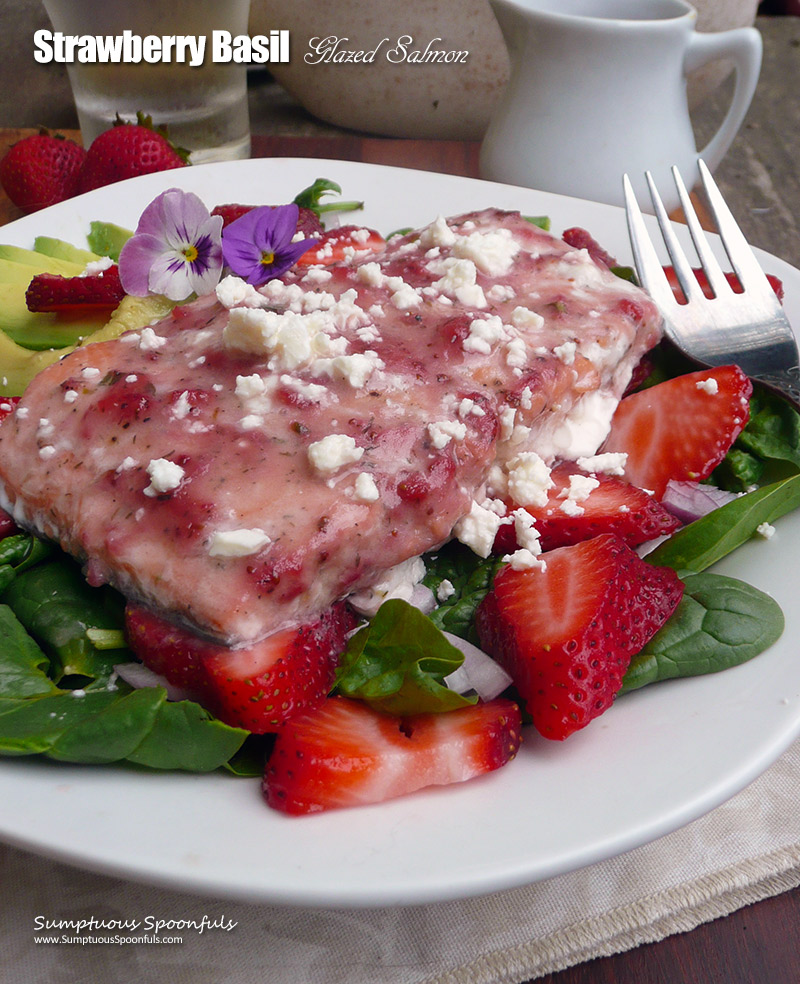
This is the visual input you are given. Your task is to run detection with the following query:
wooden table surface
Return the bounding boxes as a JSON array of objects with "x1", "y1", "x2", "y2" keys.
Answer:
[{"x1": 0, "y1": 15, "x2": 798, "y2": 984}]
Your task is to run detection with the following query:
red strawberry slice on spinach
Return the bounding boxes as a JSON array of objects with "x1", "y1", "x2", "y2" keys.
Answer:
[
  {"x1": 263, "y1": 695, "x2": 522, "y2": 814},
  {"x1": 124, "y1": 601, "x2": 356, "y2": 733},
  {"x1": 476, "y1": 534, "x2": 684, "y2": 740},
  {"x1": 601, "y1": 365, "x2": 752, "y2": 499},
  {"x1": 494, "y1": 462, "x2": 681, "y2": 554},
  {"x1": 295, "y1": 225, "x2": 386, "y2": 267},
  {"x1": 25, "y1": 265, "x2": 125, "y2": 313}
]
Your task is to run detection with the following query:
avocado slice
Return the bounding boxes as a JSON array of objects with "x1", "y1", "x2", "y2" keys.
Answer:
[
  {"x1": 33, "y1": 236, "x2": 101, "y2": 266},
  {"x1": 0, "y1": 284, "x2": 108, "y2": 350},
  {"x1": 87, "y1": 221, "x2": 133, "y2": 262},
  {"x1": 0, "y1": 293, "x2": 176, "y2": 397},
  {"x1": 0, "y1": 252, "x2": 86, "y2": 282}
]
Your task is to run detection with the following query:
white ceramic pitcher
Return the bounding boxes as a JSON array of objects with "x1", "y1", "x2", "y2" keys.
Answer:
[{"x1": 479, "y1": 0, "x2": 762, "y2": 211}]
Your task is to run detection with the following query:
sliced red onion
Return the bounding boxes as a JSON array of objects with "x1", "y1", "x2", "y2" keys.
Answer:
[
  {"x1": 409, "y1": 582, "x2": 436, "y2": 614},
  {"x1": 661, "y1": 480, "x2": 739, "y2": 524},
  {"x1": 114, "y1": 662, "x2": 192, "y2": 702},
  {"x1": 441, "y1": 631, "x2": 513, "y2": 702}
]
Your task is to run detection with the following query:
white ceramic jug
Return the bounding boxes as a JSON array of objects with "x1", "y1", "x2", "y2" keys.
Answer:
[{"x1": 479, "y1": 0, "x2": 762, "y2": 211}]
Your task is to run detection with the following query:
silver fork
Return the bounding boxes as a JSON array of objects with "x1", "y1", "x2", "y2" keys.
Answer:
[{"x1": 623, "y1": 160, "x2": 800, "y2": 411}]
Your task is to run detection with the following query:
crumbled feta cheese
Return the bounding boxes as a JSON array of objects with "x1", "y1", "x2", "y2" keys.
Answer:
[
  {"x1": 208, "y1": 528, "x2": 271, "y2": 557},
  {"x1": 427, "y1": 419, "x2": 467, "y2": 449},
  {"x1": 453, "y1": 500, "x2": 504, "y2": 558},
  {"x1": 170, "y1": 391, "x2": 193, "y2": 420},
  {"x1": 39, "y1": 445, "x2": 56, "y2": 460},
  {"x1": 143, "y1": 458, "x2": 184, "y2": 497},
  {"x1": 457, "y1": 398, "x2": 486, "y2": 418},
  {"x1": 391, "y1": 284, "x2": 422, "y2": 310},
  {"x1": 559, "y1": 498, "x2": 585, "y2": 517},
  {"x1": 463, "y1": 315, "x2": 506, "y2": 355},
  {"x1": 80, "y1": 256, "x2": 114, "y2": 276},
  {"x1": 63, "y1": 389, "x2": 79, "y2": 404},
  {"x1": 348, "y1": 556, "x2": 427, "y2": 616},
  {"x1": 510, "y1": 306, "x2": 545, "y2": 330},
  {"x1": 757, "y1": 521, "x2": 776, "y2": 539},
  {"x1": 696, "y1": 377, "x2": 719, "y2": 395},
  {"x1": 238, "y1": 414, "x2": 263, "y2": 431},
  {"x1": 216, "y1": 275, "x2": 265, "y2": 309},
  {"x1": 437, "y1": 579, "x2": 456, "y2": 601},
  {"x1": 506, "y1": 451, "x2": 553, "y2": 507},
  {"x1": 554, "y1": 340, "x2": 577, "y2": 365},
  {"x1": 308, "y1": 434, "x2": 364, "y2": 473},
  {"x1": 81, "y1": 367, "x2": 101, "y2": 379},
  {"x1": 419, "y1": 215, "x2": 457, "y2": 249},
  {"x1": 235, "y1": 374, "x2": 267, "y2": 399},
  {"x1": 576, "y1": 452, "x2": 628, "y2": 476},
  {"x1": 560, "y1": 473, "x2": 600, "y2": 503},
  {"x1": 504, "y1": 548, "x2": 546, "y2": 571},
  {"x1": 505, "y1": 336, "x2": 527, "y2": 368},
  {"x1": 116, "y1": 456, "x2": 137, "y2": 472},
  {"x1": 354, "y1": 472, "x2": 380, "y2": 502},
  {"x1": 316, "y1": 351, "x2": 384, "y2": 389},
  {"x1": 452, "y1": 228, "x2": 520, "y2": 276},
  {"x1": 279, "y1": 374, "x2": 329, "y2": 402},
  {"x1": 138, "y1": 327, "x2": 168, "y2": 351}
]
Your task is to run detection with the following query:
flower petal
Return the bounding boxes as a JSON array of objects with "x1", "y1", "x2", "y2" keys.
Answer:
[
  {"x1": 267, "y1": 203, "x2": 301, "y2": 248},
  {"x1": 118, "y1": 233, "x2": 170, "y2": 296},
  {"x1": 148, "y1": 250, "x2": 197, "y2": 301}
]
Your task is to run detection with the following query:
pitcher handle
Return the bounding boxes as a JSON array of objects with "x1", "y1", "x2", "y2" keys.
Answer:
[{"x1": 684, "y1": 27, "x2": 763, "y2": 173}]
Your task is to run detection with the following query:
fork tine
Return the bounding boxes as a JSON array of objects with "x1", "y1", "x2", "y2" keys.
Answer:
[
  {"x1": 697, "y1": 159, "x2": 778, "y2": 303},
  {"x1": 622, "y1": 174, "x2": 677, "y2": 313},
  {"x1": 644, "y1": 171, "x2": 705, "y2": 305},
  {"x1": 671, "y1": 165, "x2": 732, "y2": 299}
]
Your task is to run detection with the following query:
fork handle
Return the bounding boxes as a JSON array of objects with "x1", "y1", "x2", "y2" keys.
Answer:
[{"x1": 753, "y1": 366, "x2": 800, "y2": 414}]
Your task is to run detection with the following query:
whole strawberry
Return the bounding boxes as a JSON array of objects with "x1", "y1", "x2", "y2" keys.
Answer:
[
  {"x1": 78, "y1": 113, "x2": 189, "y2": 194},
  {"x1": 0, "y1": 130, "x2": 86, "y2": 214}
]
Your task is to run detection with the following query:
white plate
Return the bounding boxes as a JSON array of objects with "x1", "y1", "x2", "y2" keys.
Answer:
[{"x1": 1, "y1": 158, "x2": 799, "y2": 908}]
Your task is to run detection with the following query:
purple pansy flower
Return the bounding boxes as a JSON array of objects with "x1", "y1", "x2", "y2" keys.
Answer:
[
  {"x1": 119, "y1": 188, "x2": 224, "y2": 301},
  {"x1": 221, "y1": 203, "x2": 314, "y2": 285}
]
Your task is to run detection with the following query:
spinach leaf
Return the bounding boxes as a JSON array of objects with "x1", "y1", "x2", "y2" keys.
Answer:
[
  {"x1": 647, "y1": 473, "x2": 800, "y2": 572},
  {"x1": 126, "y1": 699, "x2": 249, "y2": 773},
  {"x1": 334, "y1": 599, "x2": 475, "y2": 715},
  {"x1": 0, "y1": 605, "x2": 59, "y2": 698},
  {"x1": 622, "y1": 572, "x2": 784, "y2": 693},
  {"x1": 2, "y1": 558, "x2": 129, "y2": 683},
  {"x1": 423, "y1": 541, "x2": 503, "y2": 643},
  {"x1": 737, "y1": 389, "x2": 800, "y2": 469}
]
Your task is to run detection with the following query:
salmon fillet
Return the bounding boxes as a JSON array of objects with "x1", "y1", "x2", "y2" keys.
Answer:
[{"x1": 0, "y1": 209, "x2": 661, "y2": 644}]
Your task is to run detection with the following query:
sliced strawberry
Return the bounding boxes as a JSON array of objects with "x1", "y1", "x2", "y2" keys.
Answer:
[
  {"x1": 211, "y1": 203, "x2": 323, "y2": 239},
  {"x1": 601, "y1": 365, "x2": 752, "y2": 499},
  {"x1": 0, "y1": 509, "x2": 19, "y2": 538},
  {"x1": 494, "y1": 462, "x2": 681, "y2": 554},
  {"x1": 0, "y1": 396, "x2": 20, "y2": 423},
  {"x1": 25, "y1": 266, "x2": 125, "y2": 312},
  {"x1": 294, "y1": 225, "x2": 386, "y2": 267},
  {"x1": 263, "y1": 695, "x2": 522, "y2": 814},
  {"x1": 663, "y1": 265, "x2": 784, "y2": 303},
  {"x1": 124, "y1": 601, "x2": 356, "y2": 733},
  {"x1": 476, "y1": 534, "x2": 683, "y2": 740}
]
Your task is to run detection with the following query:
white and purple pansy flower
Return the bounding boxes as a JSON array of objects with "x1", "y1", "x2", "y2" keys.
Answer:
[{"x1": 118, "y1": 188, "x2": 224, "y2": 302}]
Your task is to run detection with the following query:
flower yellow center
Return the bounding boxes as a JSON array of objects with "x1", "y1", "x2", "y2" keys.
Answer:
[
  {"x1": 182, "y1": 244, "x2": 199, "y2": 263},
  {"x1": 260, "y1": 250, "x2": 275, "y2": 267}
]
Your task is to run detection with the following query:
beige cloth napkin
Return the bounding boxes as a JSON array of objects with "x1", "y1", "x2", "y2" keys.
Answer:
[{"x1": 2, "y1": 737, "x2": 800, "y2": 984}]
